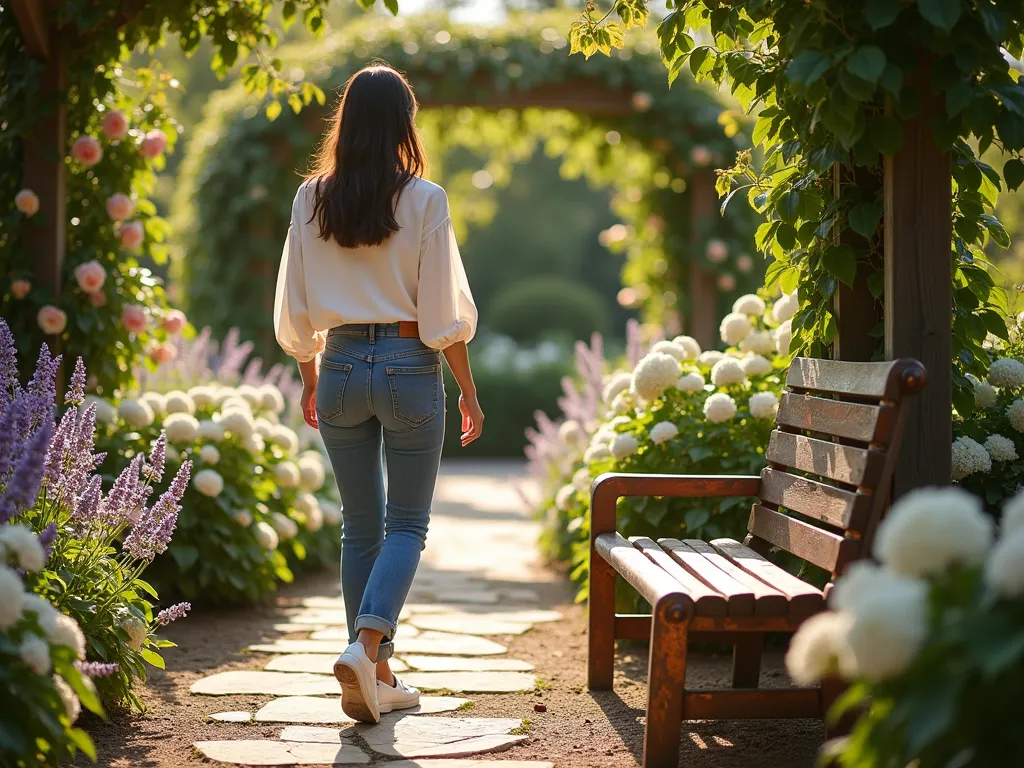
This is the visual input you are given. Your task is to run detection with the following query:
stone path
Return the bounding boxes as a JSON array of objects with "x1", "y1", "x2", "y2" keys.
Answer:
[{"x1": 190, "y1": 462, "x2": 558, "y2": 767}]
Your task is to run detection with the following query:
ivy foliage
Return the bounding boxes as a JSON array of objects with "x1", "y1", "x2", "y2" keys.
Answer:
[
  {"x1": 172, "y1": 13, "x2": 759, "y2": 356},
  {"x1": 568, "y1": 0, "x2": 1024, "y2": 415}
]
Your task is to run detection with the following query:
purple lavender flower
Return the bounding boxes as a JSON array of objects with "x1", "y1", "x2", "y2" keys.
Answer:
[
  {"x1": 0, "y1": 398, "x2": 25, "y2": 482},
  {"x1": 0, "y1": 319, "x2": 18, "y2": 411},
  {"x1": 42, "y1": 408, "x2": 75, "y2": 490},
  {"x1": 25, "y1": 346, "x2": 60, "y2": 428},
  {"x1": 143, "y1": 432, "x2": 167, "y2": 483},
  {"x1": 75, "y1": 661, "x2": 120, "y2": 678},
  {"x1": 123, "y1": 460, "x2": 191, "y2": 560},
  {"x1": 65, "y1": 358, "x2": 86, "y2": 406},
  {"x1": 0, "y1": 420, "x2": 52, "y2": 524},
  {"x1": 155, "y1": 602, "x2": 191, "y2": 626},
  {"x1": 38, "y1": 523, "x2": 57, "y2": 561},
  {"x1": 100, "y1": 455, "x2": 144, "y2": 527},
  {"x1": 72, "y1": 475, "x2": 103, "y2": 528}
]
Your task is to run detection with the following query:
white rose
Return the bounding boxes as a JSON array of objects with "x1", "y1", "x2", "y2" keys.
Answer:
[
  {"x1": 984, "y1": 434, "x2": 1018, "y2": 463},
  {"x1": 558, "y1": 420, "x2": 586, "y2": 445},
  {"x1": 631, "y1": 353, "x2": 682, "y2": 402},
  {"x1": 555, "y1": 485, "x2": 576, "y2": 511},
  {"x1": 649, "y1": 340, "x2": 689, "y2": 363},
  {"x1": 572, "y1": 467, "x2": 592, "y2": 493},
  {"x1": 274, "y1": 461, "x2": 301, "y2": 489},
  {"x1": 772, "y1": 291, "x2": 799, "y2": 323},
  {"x1": 748, "y1": 391, "x2": 779, "y2": 420},
  {"x1": 874, "y1": 486, "x2": 993, "y2": 578},
  {"x1": 140, "y1": 391, "x2": 166, "y2": 416},
  {"x1": 298, "y1": 455, "x2": 326, "y2": 491},
  {"x1": 732, "y1": 294, "x2": 766, "y2": 316},
  {"x1": 164, "y1": 390, "x2": 196, "y2": 415},
  {"x1": 775, "y1": 320, "x2": 793, "y2": 357},
  {"x1": 843, "y1": 575, "x2": 928, "y2": 682},
  {"x1": 0, "y1": 525, "x2": 45, "y2": 572},
  {"x1": 697, "y1": 350, "x2": 725, "y2": 368},
  {"x1": 232, "y1": 509, "x2": 253, "y2": 527},
  {"x1": 20, "y1": 635, "x2": 51, "y2": 675},
  {"x1": 259, "y1": 385, "x2": 286, "y2": 413},
  {"x1": 711, "y1": 358, "x2": 746, "y2": 387},
  {"x1": 649, "y1": 421, "x2": 679, "y2": 445},
  {"x1": 987, "y1": 357, "x2": 1024, "y2": 389},
  {"x1": 609, "y1": 433, "x2": 640, "y2": 460},
  {"x1": 117, "y1": 398, "x2": 154, "y2": 429},
  {"x1": 118, "y1": 615, "x2": 147, "y2": 651},
  {"x1": 951, "y1": 435, "x2": 992, "y2": 480},
  {"x1": 199, "y1": 445, "x2": 221, "y2": 465},
  {"x1": 785, "y1": 611, "x2": 853, "y2": 685},
  {"x1": 198, "y1": 419, "x2": 227, "y2": 442},
  {"x1": 984, "y1": 527, "x2": 1024, "y2": 598},
  {"x1": 218, "y1": 409, "x2": 255, "y2": 439},
  {"x1": 187, "y1": 386, "x2": 217, "y2": 408},
  {"x1": 83, "y1": 395, "x2": 117, "y2": 426},
  {"x1": 320, "y1": 502, "x2": 342, "y2": 527},
  {"x1": 163, "y1": 413, "x2": 200, "y2": 444},
  {"x1": 42, "y1": 612, "x2": 86, "y2": 659},
  {"x1": 704, "y1": 393, "x2": 737, "y2": 423},
  {"x1": 719, "y1": 312, "x2": 753, "y2": 346},
  {"x1": 675, "y1": 372, "x2": 705, "y2": 394},
  {"x1": 55, "y1": 676, "x2": 81, "y2": 724},
  {"x1": 304, "y1": 504, "x2": 324, "y2": 532},
  {"x1": 235, "y1": 384, "x2": 262, "y2": 408},
  {"x1": 0, "y1": 566, "x2": 25, "y2": 630},
  {"x1": 193, "y1": 469, "x2": 224, "y2": 497},
  {"x1": 1003, "y1": 490, "x2": 1024, "y2": 537},
  {"x1": 601, "y1": 371, "x2": 633, "y2": 403},
  {"x1": 242, "y1": 434, "x2": 266, "y2": 455},
  {"x1": 670, "y1": 335, "x2": 702, "y2": 361},
  {"x1": 271, "y1": 512, "x2": 299, "y2": 541},
  {"x1": 1008, "y1": 399, "x2": 1024, "y2": 433}
]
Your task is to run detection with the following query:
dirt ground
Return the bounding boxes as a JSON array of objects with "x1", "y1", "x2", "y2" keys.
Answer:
[{"x1": 77, "y1": 564, "x2": 822, "y2": 768}]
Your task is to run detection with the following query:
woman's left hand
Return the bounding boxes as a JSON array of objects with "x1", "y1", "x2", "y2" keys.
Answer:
[{"x1": 301, "y1": 383, "x2": 318, "y2": 429}]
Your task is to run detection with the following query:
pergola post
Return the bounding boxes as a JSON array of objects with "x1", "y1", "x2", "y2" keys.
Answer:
[
  {"x1": 883, "y1": 61, "x2": 952, "y2": 497},
  {"x1": 687, "y1": 172, "x2": 719, "y2": 350}
]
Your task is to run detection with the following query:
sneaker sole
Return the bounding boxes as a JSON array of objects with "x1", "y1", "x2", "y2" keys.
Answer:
[{"x1": 334, "y1": 660, "x2": 380, "y2": 724}]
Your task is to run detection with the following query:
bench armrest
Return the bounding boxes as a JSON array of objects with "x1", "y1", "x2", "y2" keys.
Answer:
[{"x1": 590, "y1": 473, "x2": 762, "y2": 539}]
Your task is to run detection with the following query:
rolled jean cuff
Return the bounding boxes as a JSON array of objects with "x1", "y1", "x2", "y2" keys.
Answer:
[{"x1": 355, "y1": 613, "x2": 396, "y2": 661}]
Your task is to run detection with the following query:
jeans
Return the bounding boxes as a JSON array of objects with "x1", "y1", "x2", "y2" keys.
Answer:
[{"x1": 316, "y1": 323, "x2": 445, "y2": 662}]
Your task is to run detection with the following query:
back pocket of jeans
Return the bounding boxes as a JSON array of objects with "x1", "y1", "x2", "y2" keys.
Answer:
[
  {"x1": 386, "y1": 363, "x2": 440, "y2": 428},
  {"x1": 316, "y1": 359, "x2": 353, "y2": 422}
]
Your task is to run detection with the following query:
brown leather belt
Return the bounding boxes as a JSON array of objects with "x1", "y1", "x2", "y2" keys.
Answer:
[{"x1": 397, "y1": 321, "x2": 419, "y2": 339}]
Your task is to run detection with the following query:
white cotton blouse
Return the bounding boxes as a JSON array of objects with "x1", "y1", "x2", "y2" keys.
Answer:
[{"x1": 274, "y1": 176, "x2": 477, "y2": 362}]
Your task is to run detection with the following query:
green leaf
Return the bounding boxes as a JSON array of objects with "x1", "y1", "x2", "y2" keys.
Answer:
[
  {"x1": 170, "y1": 545, "x2": 199, "y2": 570},
  {"x1": 848, "y1": 203, "x2": 881, "y2": 238},
  {"x1": 863, "y1": 0, "x2": 901, "y2": 29},
  {"x1": 264, "y1": 100, "x2": 282, "y2": 121},
  {"x1": 141, "y1": 648, "x2": 166, "y2": 669},
  {"x1": 684, "y1": 507, "x2": 710, "y2": 530},
  {"x1": 786, "y1": 51, "x2": 831, "y2": 87},
  {"x1": 777, "y1": 190, "x2": 800, "y2": 222},
  {"x1": 918, "y1": 0, "x2": 961, "y2": 31},
  {"x1": 67, "y1": 728, "x2": 97, "y2": 761},
  {"x1": 845, "y1": 46, "x2": 886, "y2": 84},
  {"x1": 823, "y1": 245, "x2": 857, "y2": 286},
  {"x1": 1004, "y1": 158, "x2": 1024, "y2": 191}
]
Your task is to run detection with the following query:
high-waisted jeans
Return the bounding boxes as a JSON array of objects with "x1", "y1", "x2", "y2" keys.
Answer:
[{"x1": 316, "y1": 323, "x2": 445, "y2": 662}]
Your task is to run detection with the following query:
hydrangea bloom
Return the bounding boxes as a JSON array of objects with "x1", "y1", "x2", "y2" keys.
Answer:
[
  {"x1": 951, "y1": 435, "x2": 992, "y2": 480},
  {"x1": 572, "y1": 467, "x2": 592, "y2": 493},
  {"x1": 41, "y1": 612, "x2": 86, "y2": 659},
  {"x1": 739, "y1": 330, "x2": 775, "y2": 356},
  {"x1": 649, "y1": 340, "x2": 688, "y2": 362},
  {"x1": 118, "y1": 398, "x2": 155, "y2": 429},
  {"x1": 269, "y1": 425, "x2": 300, "y2": 455},
  {"x1": 188, "y1": 387, "x2": 216, "y2": 408},
  {"x1": 199, "y1": 445, "x2": 220, "y2": 465},
  {"x1": 842, "y1": 575, "x2": 928, "y2": 681},
  {"x1": 1003, "y1": 490, "x2": 1024, "y2": 536},
  {"x1": 0, "y1": 524, "x2": 45, "y2": 572},
  {"x1": 704, "y1": 393, "x2": 737, "y2": 423},
  {"x1": 298, "y1": 455, "x2": 326, "y2": 491},
  {"x1": 600, "y1": 371, "x2": 632, "y2": 404},
  {"x1": 271, "y1": 512, "x2": 299, "y2": 540},
  {"x1": 675, "y1": 372, "x2": 704, "y2": 393},
  {"x1": 697, "y1": 350, "x2": 725, "y2": 367},
  {"x1": 1008, "y1": 399, "x2": 1024, "y2": 433},
  {"x1": 984, "y1": 528, "x2": 1024, "y2": 598},
  {"x1": 555, "y1": 485, "x2": 576, "y2": 511},
  {"x1": 610, "y1": 433, "x2": 640, "y2": 460},
  {"x1": 193, "y1": 469, "x2": 224, "y2": 497},
  {"x1": 164, "y1": 391, "x2": 195, "y2": 415},
  {"x1": 198, "y1": 419, "x2": 226, "y2": 441},
  {"x1": 775, "y1": 320, "x2": 793, "y2": 357},
  {"x1": 670, "y1": 335, "x2": 701, "y2": 361},
  {"x1": 55, "y1": 676, "x2": 80, "y2": 723},
  {"x1": 631, "y1": 353, "x2": 682, "y2": 401},
  {"x1": 219, "y1": 410, "x2": 255, "y2": 439},
  {"x1": 232, "y1": 509, "x2": 253, "y2": 527},
  {"x1": 20, "y1": 635, "x2": 51, "y2": 675},
  {"x1": 274, "y1": 461, "x2": 301, "y2": 489},
  {"x1": 649, "y1": 421, "x2": 679, "y2": 444},
  {"x1": 710, "y1": 358, "x2": 746, "y2": 387},
  {"x1": 558, "y1": 420, "x2": 586, "y2": 445},
  {"x1": 583, "y1": 443, "x2": 611, "y2": 463},
  {"x1": 784, "y1": 611, "x2": 852, "y2": 685},
  {"x1": 749, "y1": 392, "x2": 779, "y2": 420},
  {"x1": 259, "y1": 384, "x2": 286, "y2": 413},
  {"x1": 0, "y1": 566, "x2": 24, "y2": 630},
  {"x1": 164, "y1": 413, "x2": 200, "y2": 444},
  {"x1": 719, "y1": 312, "x2": 753, "y2": 345},
  {"x1": 84, "y1": 395, "x2": 117, "y2": 425},
  {"x1": 741, "y1": 354, "x2": 773, "y2": 376},
  {"x1": 984, "y1": 434, "x2": 1018, "y2": 463},
  {"x1": 304, "y1": 504, "x2": 324, "y2": 532},
  {"x1": 611, "y1": 392, "x2": 632, "y2": 415},
  {"x1": 140, "y1": 392, "x2": 166, "y2": 416},
  {"x1": 772, "y1": 291, "x2": 799, "y2": 323},
  {"x1": 971, "y1": 376, "x2": 998, "y2": 409},
  {"x1": 732, "y1": 294, "x2": 766, "y2": 316},
  {"x1": 987, "y1": 358, "x2": 1024, "y2": 389}
]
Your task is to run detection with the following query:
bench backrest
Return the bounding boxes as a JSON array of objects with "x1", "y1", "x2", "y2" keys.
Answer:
[{"x1": 747, "y1": 357, "x2": 927, "y2": 579}]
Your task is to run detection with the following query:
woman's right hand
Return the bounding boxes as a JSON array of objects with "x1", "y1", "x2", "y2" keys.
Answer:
[{"x1": 459, "y1": 392, "x2": 484, "y2": 447}]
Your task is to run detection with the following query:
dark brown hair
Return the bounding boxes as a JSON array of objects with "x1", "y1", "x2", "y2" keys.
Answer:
[{"x1": 306, "y1": 63, "x2": 425, "y2": 248}]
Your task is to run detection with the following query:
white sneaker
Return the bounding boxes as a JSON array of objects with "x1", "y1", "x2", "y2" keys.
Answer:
[
  {"x1": 377, "y1": 675, "x2": 421, "y2": 714},
  {"x1": 333, "y1": 643, "x2": 380, "y2": 723}
]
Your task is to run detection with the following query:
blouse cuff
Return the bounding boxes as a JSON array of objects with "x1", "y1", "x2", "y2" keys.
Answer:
[
  {"x1": 287, "y1": 331, "x2": 326, "y2": 363},
  {"x1": 421, "y1": 320, "x2": 474, "y2": 350}
]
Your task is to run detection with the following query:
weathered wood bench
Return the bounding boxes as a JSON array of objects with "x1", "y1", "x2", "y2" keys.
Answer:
[{"x1": 587, "y1": 357, "x2": 926, "y2": 767}]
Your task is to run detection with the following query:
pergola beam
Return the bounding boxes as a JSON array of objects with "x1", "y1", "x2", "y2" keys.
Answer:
[{"x1": 12, "y1": 0, "x2": 50, "y2": 60}]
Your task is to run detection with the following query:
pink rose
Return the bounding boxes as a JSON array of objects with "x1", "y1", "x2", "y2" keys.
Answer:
[
  {"x1": 717, "y1": 273, "x2": 736, "y2": 291},
  {"x1": 106, "y1": 193, "x2": 134, "y2": 221},
  {"x1": 71, "y1": 136, "x2": 103, "y2": 167},
  {"x1": 150, "y1": 343, "x2": 177, "y2": 364},
  {"x1": 706, "y1": 239, "x2": 728, "y2": 264},
  {"x1": 89, "y1": 292, "x2": 107, "y2": 308},
  {"x1": 690, "y1": 145, "x2": 713, "y2": 167},
  {"x1": 737, "y1": 254, "x2": 753, "y2": 274},
  {"x1": 161, "y1": 309, "x2": 187, "y2": 334},
  {"x1": 119, "y1": 220, "x2": 145, "y2": 250},
  {"x1": 37, "y1": 305, "x2": 67, "y2": 335},
  {"x1": 15, "y1": 189, "x2": 39, "y2": 216},
  {"x1": 10, "y1": 279, "x2": 32, "y2": 299},
  {"x1": 74, "y1": 260, "x2": 106, "y2": 294},
  {"x1": 101, "y1": 110, "x2": 129, "y2": 140},
  {"x1": 140, "y1": 129, "x2": 167, "y2": 159},
  {"x1": 121, "y1": 304, "x2": 148, "y2": 334}
]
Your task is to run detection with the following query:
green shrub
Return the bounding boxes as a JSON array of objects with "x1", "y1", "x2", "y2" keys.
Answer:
[{"x1": 487, "y1": 276, "x2": 611, "y2": 343}]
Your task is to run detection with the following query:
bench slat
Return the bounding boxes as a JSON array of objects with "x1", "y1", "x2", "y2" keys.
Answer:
[
  {"x1": 765, "y1": 430, "x2": 885, "y2": 488},
  {"x1": 786, "y1": 357, "x2": 901, "y2": 399},
  {"x1": 759, "y1": 467, "x2": 870, "y2": 530},
  {"x1": 630, "y1": 537, "x2": 728, "y2": 617},
  {"x1": 709, "y1": 538, "x2": 824, "y2": 621},
  {"x1": 747, "y1": 504, "x2": 859, "y2": 573},
  {"x1": 684, "y1": 688, "x2": 820, "y2": 720},
  {"x1": 658, "y1": 539, "x2": 760, "y2": 617},
  {"x1": 594, "y1": 532, "x2": 691, "y2": 609},
  {"x1": 776, "y1": 392, "x2": 895, "y2": 444},
  {"x1": 673, "y1": 539, "x2": 788, "y2": 618}
]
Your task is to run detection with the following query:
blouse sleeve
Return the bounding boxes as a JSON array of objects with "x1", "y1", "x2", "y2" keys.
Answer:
[
  {"x1": 417, "y1": 214, "x2": 478, "y2": 350},
  {"x1": 274, "y1": 192, "x2": 326, "y2": 362}
]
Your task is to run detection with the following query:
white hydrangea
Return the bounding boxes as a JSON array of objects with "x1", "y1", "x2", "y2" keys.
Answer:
[
  {"x1": 710, "y1": 357, "x2": 746, "y2": 387},
  {"x1": 294, "y1": 492, "x2": 318, "y2": 516},
  {"x1": 321, "y1": 502, "x2": 342, "y2": 527},
  {"x1": 555, "y1": 485, "x2": 576, "y2": 511},
  {"x1": 274, "y1": 461, "x2": 301, "y2": 489},
  {"x1": 118, "y1": 615, "x2": 147, "y2": 651},
  {"x1": 843, "y1": 575, "x2": 928, "y2": 682},
  {"x1": 785, "y1": 611, "x2": 852, "y2": 685},
  {"x1": 269, "y1": 424, "x2": 300, "y2": 455},
  {"x1": 55, "y1": 676, "x2": 80, "y2": 724},
  {"x1": 198, "y1": 419, "x2": 226, "y2": 442},
  {"x1": 670, "y1": 335, "x2": 702, "y2": 361},
  {"x1": 232, "y1": 509, "x2": 253, "y2": 527},
  {"x1": 298, "y1": 455, "x2": 326, "y2": 491},
  {"x1": 254, "y1": 521, "x2": 280, "y2": 549},
  {"x1": 739, "y1": 330, "x2": 775, "y2": 356},
  {"x1": 987, "y1": 357, "x2": 1024, "y2": 389},
  {"x1": 583, "y1": 443, "x2": 611, "y2": 463},
  {"x1": 611, "y1": 391, "x2": 632, "y2": 415},
  {"x1": 117, "y1": 398, "x2": 154, "y2": 429},
  {"x1": 304, "y1": 504, "x2": 324, "y2": 533},
  {"x1": 558, "y1": 420, "x2": 586, "y2": 445},
  {"x1": 874, "y1": 486, "x2": 993, "y2": 577},
  {"x1": 212, "y1": 387, "x2": 235, "y2": 407},
  {"x1": 218, "y1": 409, "x2": 255, "y2": 439},
  {"x1": 775, "y1": 320, "x2": 793, "y2": 357},
  {"x1": 1003, "y1": 490, "x2": 1024, "y2": 537},
  {"x1": 259, "y1": 385, "x2": 286, "y2": 413},
  {"x1": 220, "y1": 396, "x2": 252, "y2": 416},
  {"x1": 748, "y1": 391, "x2": 779, "y2": 420},
  {"x1": 235, "y1": 384, "x2": 263, "y2": 408},
  {"x1": 572, "y1": 467, "x2": 592, "y2": 493},
  {"x1": 254, "y1": 417, "x2": 274, "y2": 438},
  {"x1": 951, "y1": 435, "x2": 992, "y2": 480},
  {"x1": 631, "y1": 353, "x2": 682, "y2": 401},
  {"x1": 650, "y1": 340, "x2": 689, "y2": 362},
  {"x1": 199, "y1": 445, "x2": 220, "y2": 465},
  {"x1": 0, "y1": 566, "x2": 25, "y2": 630},
  {"x1": 22, "y1": 594, "x2": 57, "y2": 622},
  {"x1": 984, "y1": 434, "x2": 1018, "y2": 463},
  {"x1": 1009, "y1": 399, "x2": 1024, "y2": 433},
  {"x1": 140, "y1": 391, "x2": 166, "y2": 416},
  {"x1": 649, "y1": 421, "x2": 679, "y2": 444},
  {"x1": 164, "y1": 390, "x2": 196, "y2": 415},
  {"x1": 829, "y1": 561, "x2": 924, "y2": 616},
  {"x1": 194, "y1": 469, "x2": 224, "y2": 497},
  {"x1": 271, "y1": 512, "x2": 299, "y2": 541},
  {"x1": 601, "y1": 371, "x2": 633, "y2": 404},
  {"x1": 163, "y1": 413, "x2": 200, "y2": 444},
  {"x1": 697, "y1": 350, "x2": 725, "y2": 367},
  {"x1": 741, "y1": 354, "x2": 773, "y2": 376},
  {"x1": 42, "y1": 612, "x2": 86, "y2": 659},
  {"x1": 974, "y1": 378, "x2": 998, "y2": 409},
  {"x1": 0, "y1": 524, "x2": 45, "y2": 572},
  {"x1": 610, "y1": 433, "x2": 640, "y2": 460},
  {"x1": 675, "y1": 372, "x2": 705, "y2": 394},
  {"x1": 187, "y1": 386, "x2": 217, "y2": 408},
  {"x1": 83, "y1": 395, "x2": 117, "y2": 425},
  {"x1": 984, "y1": 528, "x2": 1024, "y2": 598},
  {"x1": 732, "y1": 294, "x2": 766, "y2": 316},
  {"x1": 703, "y1": 393, "x2": 737, "y2": 423},
  {"x1": 720, "y1": 312, "x2": 753, "y2": 345},
  {"x1": 772, "y1": 291, "x2": 799, "y2": 323},
  {"x1": 20, "y1": 635, "x2": 51, "y2": 675}
]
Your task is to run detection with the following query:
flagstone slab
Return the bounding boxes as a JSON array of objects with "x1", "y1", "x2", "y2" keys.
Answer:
[
  {"x1": 249, "y1": 632, "x2": 506, "y2": 657},
  {"x1": 265, "y1": 654, "x2": 407, "y2": 675},
  {"x1": 400, "y1": 671, "x2": 536, "y2": 693},
  {"x1": 191, "y1": 671, "x2": 341, "y2": 697},
  {"x1": 299, "y1": 596, "x2": 345, "y2": 609},
  {"x1": 498, "y1": 588, "x2": 541, "y2": 603},
  {"x1": 408, "y1": 588, "x2": 499, "y2": 605},
  {"x1": 272, "y1": 622, "x2": 326, "y2": 633},
  {"x1": 193, "y1": 739, "x2": 367, "y2": 765},
  {"x1": 406, "y1": 616, "x2": 532, "y2": 636},
  {"x1": 308, "y1": 625, "x2": 419, "y2": 641},
  {"x1": 386, "y1": 762, "x2": 552, "y2": 768},
  {"x1": 254, "y1": 695, "x2": 469, "y2": 724},
  {"x1": 209, "y1": 711, "x2": 253, "y2": 723},
  {"x1": 400, "y1": 655, "x2": 533, "y2": 672}
]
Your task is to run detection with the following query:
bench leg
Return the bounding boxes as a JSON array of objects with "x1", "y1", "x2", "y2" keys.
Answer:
[
  {"x1": 731, "y1": 633, "x2": 763, "y2": 688},
  {"x1": 587, "y1": 547, "x2": 616, "y2": 690},
  {"x1": 642, "y1": 598, "x2": 689, "y2": 768}
]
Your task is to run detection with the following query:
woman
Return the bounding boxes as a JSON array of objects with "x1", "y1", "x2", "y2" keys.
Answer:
[{"x1": 274, "y1": 64, "x2": 483, "y2": 724}]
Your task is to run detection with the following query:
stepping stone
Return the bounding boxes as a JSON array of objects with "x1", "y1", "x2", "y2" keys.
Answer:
[
  {"x1": 254, "y1": 695, "x2": 469, "y2": 724},
  {"x1": 387, "y1": 762, "x2": 552, "y2": 768},
  {"x1": 408, "y1": 588, "x2": 499, "y2": 605},
  {"x1": 280, "y1": 718, "x2": 526, "y2": 759},
  {"x1": 409, "y1": 608, "x2": 562, "y2": 624},
  {"x1": 194, "y1": 739, "x2": 367, "y2": 765},
  {"x1": 265, "y1": 654, "x2": 407, "y2": 675},
  {"x1": 406, "y1": 615, "x2": 532, "y2": 636},
  {"x1": 401, "y1": 655, "x2": 533, "y2": 672},
  {"x1": 249, "y1": 632, "x2": 506, "y2": 657},
  {"x1": 191, "y1": 671, "x2": 341, "y2": 697},
  {"x1": 401, "y1": 671, "x2": 536, "y2": 693},
  {"x1": 209, "y1": 711, "x2": 253, "y2": 723},
  {"x1": 498, "y1": 587, "x2": 541, "y2": 602},
  {"x1": 272, "y1": 622, "x2": 325, "y2": 632},
  {"x1": 309, "y1": 625, "x2": 419, "y2": 641},
  {"x1": 298, "y1": 596, "x2": 345, "y2": 609}
]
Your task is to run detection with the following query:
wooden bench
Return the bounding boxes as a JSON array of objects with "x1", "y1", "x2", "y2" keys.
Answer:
[{"x1": 587, "y1": 357, "x2": 926, "y2": 767}]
